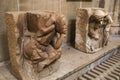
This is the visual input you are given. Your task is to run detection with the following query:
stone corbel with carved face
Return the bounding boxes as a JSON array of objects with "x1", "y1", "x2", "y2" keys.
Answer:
[
  {"x1": 88, "y1": 10, "x2": 113, "y2": 48},
  {"x1": 75, "y1": 9, "x2": 112, "y2": 53}
]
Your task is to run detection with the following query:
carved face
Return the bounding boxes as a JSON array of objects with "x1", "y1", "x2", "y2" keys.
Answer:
[
  {"x1": 88, "y1": 16, "x2": 101, "y2": 40},
  {"x1": 88, "y1": 10, "x2": 108, "y2": 40}
]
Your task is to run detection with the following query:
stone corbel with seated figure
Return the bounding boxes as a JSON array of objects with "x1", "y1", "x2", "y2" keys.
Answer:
[
  {"x1": 6, "y1": 11, "x2": 67, "y2": 80},
  {"x1": 24, "y1": 12, "x2": 67, "y2": 72}
]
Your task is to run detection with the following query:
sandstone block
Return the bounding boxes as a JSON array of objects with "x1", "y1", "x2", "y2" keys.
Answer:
[
  {"x1": 5, "y1": 11, "x2": 66, "y2": 80},
  {"x1": 75, "y1": 8, "x2": 112, "y2": 53}
]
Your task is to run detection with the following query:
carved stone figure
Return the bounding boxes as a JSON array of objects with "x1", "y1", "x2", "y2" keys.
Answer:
[
  {"x1": 5, "y1": 12, "x2": 66, "y2": 80},
  {"x1": 75, "y1": 8, "x2": 112, "y2": 53}
]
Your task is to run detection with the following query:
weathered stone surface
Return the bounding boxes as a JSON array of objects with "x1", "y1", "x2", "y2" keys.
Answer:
[
  {"x1": 5, "y1": 11, "x2": 66, "y2": 80},
  {"x1": 0, "y1": 36, "x2": 120, "y2": 80},
  {"x1": 75, "y1": 8, "x2": 113, "y2": 53}
]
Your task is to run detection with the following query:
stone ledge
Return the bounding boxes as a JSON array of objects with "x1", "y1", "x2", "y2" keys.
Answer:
[
  {"x1": 41, "y1": 36, "x2": 120, "y2": 80},
  {"x1": 0, "y1": 36, "x2": 120, "y2": 80}
]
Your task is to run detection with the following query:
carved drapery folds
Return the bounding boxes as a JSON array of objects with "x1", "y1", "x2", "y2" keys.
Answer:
[
  {"x1": 75, "y1": 8, "x2": 112, "y2": 53},
  {"x1": 24, "y1": 12, "x2": 66, "y2": 72},
  {"x1": 6, "y1": 12, "x2": 66, "y2": 80}
]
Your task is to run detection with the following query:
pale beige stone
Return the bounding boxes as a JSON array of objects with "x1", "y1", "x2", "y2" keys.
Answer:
[
  {"x1": 75, "y1": 8, "x2": 112, "y2": 53},
  {"x1": 5, "y1": 11, "x2": 66, "y2": 80}
]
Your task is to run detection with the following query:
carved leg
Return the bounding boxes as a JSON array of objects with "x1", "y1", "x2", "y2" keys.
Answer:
[
  {"x1": 103, "y1": 31, "x2": 109, "y2": 46},
  {"x1": 37, "y1": 45, "x2": 61, "y2": 72}
]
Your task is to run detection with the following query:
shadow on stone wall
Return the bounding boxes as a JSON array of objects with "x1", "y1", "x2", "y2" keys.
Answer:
[
  {"x1": 0, "y1": 33, "x2": 9, "y2": 62},
  {"x1": 0, "y1": 0, "x2": 18, "y2": 62},
  {"x1": 67, "y1": 19, "x2": 76, "y2": 47},
  {"x1": 0, "y1": 13, "x2": 10, "y2": 62}
]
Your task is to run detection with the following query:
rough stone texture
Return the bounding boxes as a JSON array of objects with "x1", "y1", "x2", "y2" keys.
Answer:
[
  {"x1": 5, "y1": 11, "x2": 66, "y2": 80},
  {"x1": 75, "y1": 8, "x2": 112, "y2": 53},
  {"x1": 0, "y1": 36, "x2": 120, "y2": 80}
]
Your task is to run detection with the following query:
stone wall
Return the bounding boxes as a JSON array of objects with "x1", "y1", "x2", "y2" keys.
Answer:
[{"x1": 0, "y1": 0, "x2": 18, "y2": 62}]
